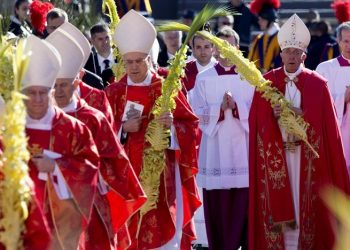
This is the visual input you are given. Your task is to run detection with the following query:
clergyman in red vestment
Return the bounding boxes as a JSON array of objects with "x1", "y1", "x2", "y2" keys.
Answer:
[
  {"x1": 0, "y1": 96, "x2": 51, "y2": 250},
  {"x1": 47, "y1": 27, "x2": 147, "y2": 250},
  {"x1": 249, "y1": 14, "x2": 350, "y2": 250},
  {"x1": 22, "y1": 35, "x2": 99, "y2": 250},
  {"x1": 105, "y1": 10, "x2": 201, "y2": 250}
]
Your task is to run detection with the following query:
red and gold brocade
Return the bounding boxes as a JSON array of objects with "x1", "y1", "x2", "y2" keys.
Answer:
[
  {"x1": 249, "y1": 67, "x2": 350, "y2": 249},
  {"x1": 67, "y1": 98, "x2": 146, "y2": 249},
  {"x1": 78, "y1": 80, "x2": 116, "y2": 132},
  {"x1": 105, "y1": 73, "x2": 201, "y2": 249},
  {"x1": 26, "y1": 107, "x2": 99, "y2": 250}
]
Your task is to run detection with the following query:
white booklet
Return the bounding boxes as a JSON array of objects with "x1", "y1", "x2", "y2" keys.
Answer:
[
  {"x1": 37, "y1": 150, "x2": 72, "y2": 200},
  {"x1": 121, "y1": 100, "x2": 144, "y2": 121}
]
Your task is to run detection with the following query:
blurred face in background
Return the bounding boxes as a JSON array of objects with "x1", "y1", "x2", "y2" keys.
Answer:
[
  {"x1": 192, "y1": 36, "x2": 214, "y2": 66},
  {"x1": 217, "y1": 16, "x2": 234, "y2": 30},
  {"x1": 214, "y1": 35, "x2": 238, "y2": 67},
  {"x1": 258, "y1": 16, "x2": 269, "y2": 31},
  {"x1": 163, "y1": 31, "x2": 182, "y2": 55},
  {"x1": 15, "y1": 0, "x2": 30, "y2": 22}
]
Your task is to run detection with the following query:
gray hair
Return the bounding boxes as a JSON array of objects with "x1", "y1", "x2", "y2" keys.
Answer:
[
  {"x1": 46, "y1": 8, "x2": 68, "y2": 22},
  {"x1": 336, "y1": 21, "x2": 350, "y2": 40}
]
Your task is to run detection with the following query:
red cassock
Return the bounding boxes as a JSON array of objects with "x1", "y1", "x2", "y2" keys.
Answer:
[
  {"x1": 183, "y1": 60, "x2": 199, "y2": 92},
  {"x1": 249, "y1": 67, "x2": 350, "y2": 250},
  {"x1": 66, "y1": 98, "x2": 146, "y2": 250},
  {"x1": 26, "y1": 107, "x2": 99, "y2": 250},
  {"x1": 105, "y1": 73, "x2": 201, "y2": 249},
  {"x1": 78, "y1": 80, "x2": 116, "y2": 132}
]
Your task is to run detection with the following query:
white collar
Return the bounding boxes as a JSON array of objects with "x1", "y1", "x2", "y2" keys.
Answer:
[
  {"x1": 284, "y1": 65, "x2": 302, "y2": 80},
  {"x1": 195, "y1": 57, "x2": 216, "y2": 72},
  {"x1": 61, "y1": 96, "x2": 78, "y2": 113},
  {"x1": 267, "y1": 23, "x2": 280, "y2": 36},
  {"x1": 97, "y1": 51, "x2": 114, "y2": 68},
  {"x1": 127, "y1": 71, "x2": 152, "y2": 86},
  {"x1": 26, "y1": 105, "x2": 55, "y2": 130}
]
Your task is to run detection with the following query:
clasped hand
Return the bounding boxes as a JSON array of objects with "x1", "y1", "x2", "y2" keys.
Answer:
[
  {"x1": 31, "y1": 154, "x2": 55, "y2": 173},
  {"x1": 221, "y1": 92, "x2": 236, "y2": 111}
]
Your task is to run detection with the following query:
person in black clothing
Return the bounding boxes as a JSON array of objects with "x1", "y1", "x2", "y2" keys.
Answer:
[
  {"x1": 8, "y1": 0, "x2": 32, "y2": 37},
  {"x1": 84, "y1": 23, "x2": 117, "y2": 83},
  {"x1": 305, "y1": 20, "x2": 337, "y2": 70},
  {"x1": 225, "y1": 0, "x2": 259, "y2": 57}
]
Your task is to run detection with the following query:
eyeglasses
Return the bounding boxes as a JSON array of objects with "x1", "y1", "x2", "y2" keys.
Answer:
[{"x1": 123, "y1": 56, "x2": 149, "y2": 67}]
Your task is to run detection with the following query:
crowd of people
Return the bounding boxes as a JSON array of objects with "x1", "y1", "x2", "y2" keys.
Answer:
[{"x1": 1, "y1": 0, "x2": 350, "y2": 249}]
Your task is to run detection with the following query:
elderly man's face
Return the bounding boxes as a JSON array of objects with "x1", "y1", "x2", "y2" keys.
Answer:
[
  {"x1": 280, "y1": 47, "x2": 306, "y2": 73},
  {"x1": 23, "y1": 86, "x2": 51, "y2": 119},
  {"x1": 123, "y1": 52, "x2": 151, "y2": 83},
  {"x1": 54, "y1": 78, "x2": 76, "y2": 108}
]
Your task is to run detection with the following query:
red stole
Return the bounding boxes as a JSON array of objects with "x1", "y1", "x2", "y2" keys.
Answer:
[
  {"x1": 249, "y1": 67, "x2": 350, "y2": 249},
  {"x1": 26, "y1": 129, "x2": 51, "y2": 206},
  {"x1": 105, "y1": 73, "x2": 201, "y2": 249}
]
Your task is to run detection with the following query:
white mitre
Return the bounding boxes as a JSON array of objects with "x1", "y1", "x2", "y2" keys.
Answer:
[
  {"x1": 278, "y1": 14, "x2": 311, "y2": 51},
  {"x1": 46, "y1": 29, "x2": 84, "y2": 79},
  {"x1": 114, "y1": 9, "x2": 156, "y2": 55},
  {"x1": 58, "y1": 22, "x2": 92, "y2": 68},
  {"x1": 22, "y1": 35, "x2": 62, "y2": 89}
]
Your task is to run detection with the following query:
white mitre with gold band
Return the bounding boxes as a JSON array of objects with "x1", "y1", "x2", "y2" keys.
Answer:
[
  {"x1": 114, "y1": 9, "x2": 156, "y2": 55},
  {"x1": 277, "y1": 14, "x2": 311, "y2": 51},
  {"x1": 23, "y1": 35, "x2": 62, "y2": 89},
  {"x1": 58, "y1": 22, "x2": 92, "y2": 68},
  {"x1": 46, "y1": 29, "x2": 84, "y2": 79}
]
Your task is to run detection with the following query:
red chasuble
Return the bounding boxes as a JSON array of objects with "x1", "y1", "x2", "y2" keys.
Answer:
[
  {"x1": 66, "y1": 98, "x2": 146, "y2": 249},
  {"x1": 26, "y1": 107, "x2": 99, "y2": 250},
  {"x1": 78, "y1": 80, "x2": 116, "y2": 132},
  {"x1": 105, "y1": 73, "x2": 201, "y2": 249},
  {"x1": 249, "y1": 67, "x2": 350, "y2": 249}
]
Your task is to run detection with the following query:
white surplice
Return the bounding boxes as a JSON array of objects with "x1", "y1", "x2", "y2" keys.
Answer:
[
  {"x1": 316, "y1": 56, "x2": 350, "y2": 174},
  {"x1": 191, "y1": 66, "x2": 254, "y2": 190}
]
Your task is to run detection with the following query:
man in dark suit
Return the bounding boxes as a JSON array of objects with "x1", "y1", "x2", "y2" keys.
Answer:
[{"x1": 85, "y1": 23, "x2": 117, "y2": 85}]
